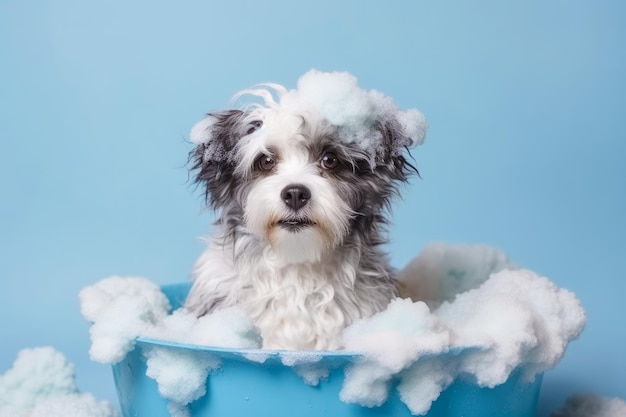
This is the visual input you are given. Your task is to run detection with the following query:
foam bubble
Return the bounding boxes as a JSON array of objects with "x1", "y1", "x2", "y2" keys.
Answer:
[
  {"x1": 280, "y1": 352, "x2": 328, "y2": 386},
  {"x1": 30, "y1": 394, "x2": 119, "y2": 417},
  {"x1": 79, "y1": 276, "x2": 169, "y2": 323},
  {"x1": 0, "y1": 347, "x2": 76, "y2": 413},
  {"x1": 340, "y1": 243, "x2": 586, "y2": 414},
  {"x1": 79, "y1": 276, "x2": 171, "y2": 364},
  {"x1": 287, "y1": 70, "x2": 428, "y2": 164},
  {"x1": 0, "y1": 347, "x2": 118, "y2": 417},
  {"x1": 80, "y1": 276, "x2": 262, "y2": 417},
  {"x1": 397, "y1": 357, "x2": 456, "y2": 416},
  {"x1": 143, "y1": 347, "x2": 220, "y2": 417},
  {"x1": 398, "y1": 242, "x2": 516, "y2": 307},
  {"x1": 437, "y1": 269, "x2": 586, "y2": 386},
  {"x1": 340, "y1": 298, "x2": 450, "y2": 407}
]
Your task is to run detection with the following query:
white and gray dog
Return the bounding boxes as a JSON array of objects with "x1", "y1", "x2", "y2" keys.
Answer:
[{"x1": 185, "y1": 70, "x2": 427, "y2": 350}]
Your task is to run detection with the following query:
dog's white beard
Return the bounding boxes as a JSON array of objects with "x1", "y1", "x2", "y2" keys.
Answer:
[{"x1": 269, "y1": 227, "x2": 328, "y2": 264}]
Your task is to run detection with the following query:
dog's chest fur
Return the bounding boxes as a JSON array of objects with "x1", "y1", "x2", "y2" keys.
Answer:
[{"x1": 187, "y1": 234, "x2": 397, "y2": 350}]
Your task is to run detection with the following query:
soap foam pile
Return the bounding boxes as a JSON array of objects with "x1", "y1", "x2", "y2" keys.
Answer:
[
  {"x1": 397, "y1": 242, "x2": 518, "y2": 308},
  {"x1": 79, "y1": 277, "x2": 261, "y2": 417},
  {"x1": 142, "y1": 308, "x2": 262, "y2": 417},
  {"x1": 191, "y1": 69, "x2": 428, "y2": 169},
  {"x1": 0, "y1": 347, "x2": 118, "y2": 417},
  {"x1": 551, "y1": 394, "x2": 626, "y2": 417},
  {"x1": 342, "y1": 244, "x2": 586, "y2": 415},
  {"x1": 288, "y1": 70, "x2": 428, "y2": 153},
  {"x1": 80, "y1": 243, "x2": 586, "y2": 416}
]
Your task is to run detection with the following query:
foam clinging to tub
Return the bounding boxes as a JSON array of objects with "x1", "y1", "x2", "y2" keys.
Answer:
[
  {"x1": 140, "y1": 307, "x2": 262, "y2": 417},
  {"x1": 79, "y1": 277, "x2": 262, "y2": 417},
  {"x1": 340, "y1": 298, "x2": 450, "y2": 407},
  {"x1": 339, "y1": 243, "x2": 586, "y2": 414},
  {"x1": 439, "y1": 269, "x2": 587, "y2": 385},
  {"x1": 143, "y1": 347, "x2": 220, "y2": 417}
]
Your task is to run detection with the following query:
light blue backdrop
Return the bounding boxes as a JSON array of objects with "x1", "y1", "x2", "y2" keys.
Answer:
[{"x1": 1, "y1": 1, "x2": 624, "y2": 416}]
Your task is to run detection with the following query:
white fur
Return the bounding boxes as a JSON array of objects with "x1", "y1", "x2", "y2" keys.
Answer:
[{"x1": 191, "y1": 237, "x2": 389, "y2": 350}]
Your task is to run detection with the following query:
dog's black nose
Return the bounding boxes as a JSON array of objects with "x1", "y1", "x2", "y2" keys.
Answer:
[{"x1": 281, "y1": 184, "x2": 311, "y2": 211}]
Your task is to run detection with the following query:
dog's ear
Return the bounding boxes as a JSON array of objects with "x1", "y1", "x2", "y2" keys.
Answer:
[
  {"x1": 190, "y1": 110, "x2": 245, "y2": 161},
  {"x1": 189, "y1": 110, "x2": 246, "y2": 207},
  {"x1": 375, "y1": 117, "x2": 421, "y2": 181}
]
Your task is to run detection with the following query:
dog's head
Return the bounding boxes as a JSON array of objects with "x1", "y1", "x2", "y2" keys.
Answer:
[{"x1": 190, "y1": 70, "x2": 427, "y2": 264}]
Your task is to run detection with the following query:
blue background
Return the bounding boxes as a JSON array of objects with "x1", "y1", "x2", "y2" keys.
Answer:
[{"x1": 1, "y1": 1, "x2": 624, "y2": 415}]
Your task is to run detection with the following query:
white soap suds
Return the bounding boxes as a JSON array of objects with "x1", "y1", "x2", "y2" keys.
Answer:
[
  {"x1": 551, "y1": 394, "x2": 626, "y2": 417},
  {"x1": 398, "y1": 242, "x2": 516, "y2": 307},
  {"x1": 80, "y1": 243, "x2": 586, "y2": 416},
  {"x1": 292, "y1": 69, "x2": 427, "y2": 153},
  {"x1": 339, "y1": 243, "x2": 586, "y2": 415},
  {"x1": 280, "y1": 352, "x2": 328, "y2": 386},
  {"x1": 397, "y1": 357, "x2": 456, "y2": 416},
  {"x1": 30, "y1": 394, "x2": 119, "y2": 417},
  {"x1": 145, "y1": 306, "x2": 262, "y2": 348},
  {"x1": 0, "y1": 347, "x2": 118, "y2": 417},
  {"x1": 341, "y1": 298, "x2": 450, "y2": 407},
  {"x1": 440, "y1": 269, "x2": 586, "y2": 386},
  {"x1": 80, "y1": 277, "x2": 261, "y2": 417},
  {"x1": 78, "y1": 276, "x2": 171, "y2": 364},
  {"x1": 142, "y1": 307, "x2": 261, "y2": 417},
  {"x1": 143, "y1": 347, "x2": 220, "y2": 417}
]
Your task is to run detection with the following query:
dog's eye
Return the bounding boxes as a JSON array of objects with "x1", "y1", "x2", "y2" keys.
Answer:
[
  {"x1": 256, "y1": 154, "x2": 276, "y2": 171},
  {"x1": 321, "y1": 152, "x2": 339, "y2": 170}
]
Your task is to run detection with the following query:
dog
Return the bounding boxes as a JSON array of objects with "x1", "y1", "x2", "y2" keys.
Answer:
[{"x1": 184, "y1": 70, "x2": 427, "y2": 350}]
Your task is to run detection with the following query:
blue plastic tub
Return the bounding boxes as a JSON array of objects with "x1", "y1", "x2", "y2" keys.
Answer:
[{"x1": 111, "y1": 284, "x2": 543, "y2": 417}]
